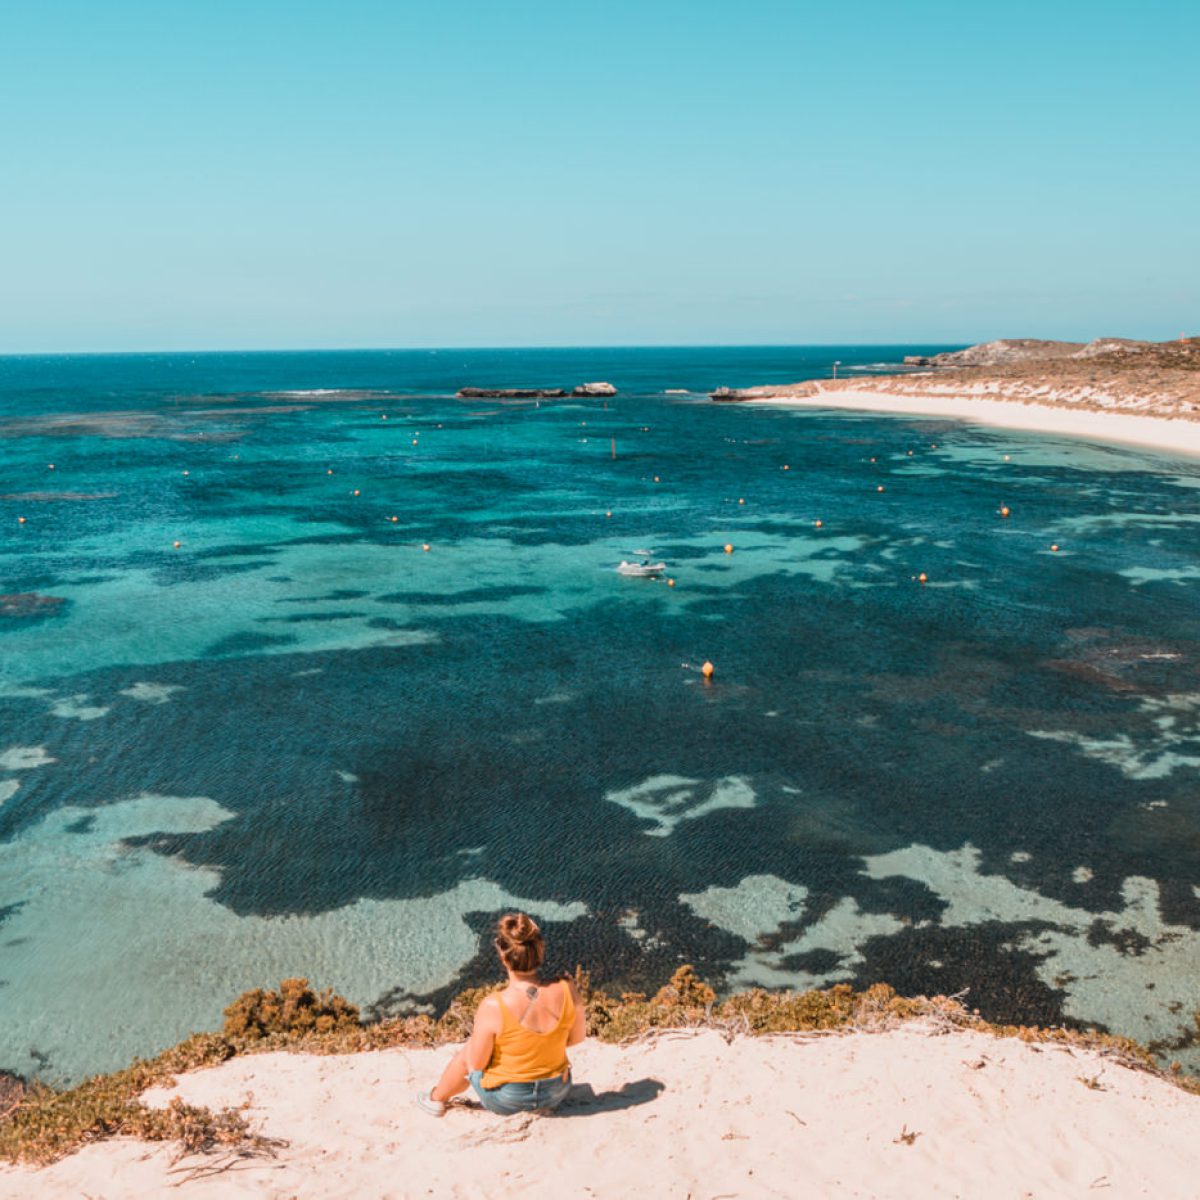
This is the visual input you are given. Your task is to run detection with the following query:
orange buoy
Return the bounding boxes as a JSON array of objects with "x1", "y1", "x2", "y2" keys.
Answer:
[
  {"x1": 389, "y1": 515, "x2": 399, "y2": 523},
  {"x1": 906, "y1": 450, "x2": 913, "y2": 456},
  {"x1": 918, "y1": 572, "x2": 928, "y2": 583},
  {"x1": 352, "y1": 489, "x2": 361, "y2": 497},
  {"x1": 877, "y1": 485, "x2": 885, "y2": 493},
  {"x1": 327, "y1": 469, "x2": 334, "y2": 475},
  {"x1": 701, "y1": 661, "x2": 714, "y2": 679},
  {"x1": 870, "y1": 456, "x2": 877, "y2": 463},
  {"x1": 17, "y1": 516, "x2": 27, "y2": 524},
  {"x1": 422, "y1": 543, "x2": 431, "y2": 552},
  {"x1": 1000, "y1": 506, "x2": 1010, "y2": 518},
  {"x1": 782, "y1": 464, "x2": 790, "y2": 471},
  {"x1": 653, "y1": 475, "x2": 660, "y2": 483},
  {"x1": 814, "y1": 519, "x2": 823, "y2": 528},
  {"x1": 1003, "y1": 454, "x2": 1011, "y2": 462},
  {"x1": 1050, "y1": 543, "x2": 1060, "y2": 552},
  {"x1": 931, "y1": 443, "x2": 937, "y2": 449},
  {"x1": 724, "y1": 543, "x2": 733, "y2": 554},
  {"x1": 667, "y1": 578, "x2": 675, "y2": 587},
  {"x1": 738, "y1": 497, "x2": 745, "y2": 505},
  {"x1": 605, "y1": 510, "x2": 612, "y2": 518},
  {"x1": 47, "y1": 463, "x2": 55, "y2": 470},
  {"x1": 381, "y1": 414, "x2": 388, "y2": 420},
  {"x1": 173, "y1": 540, "x2": 181, "y2": 549}
]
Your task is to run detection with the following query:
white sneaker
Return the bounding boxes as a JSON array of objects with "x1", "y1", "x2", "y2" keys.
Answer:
[{"x1": 415, "y1": 1090, "x2": 446, "y2": 1117}]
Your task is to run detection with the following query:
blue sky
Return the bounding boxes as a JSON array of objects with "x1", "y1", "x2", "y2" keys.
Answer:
[{"x1": 2, "y1": 0, "x2": 1197, "y2": 351}]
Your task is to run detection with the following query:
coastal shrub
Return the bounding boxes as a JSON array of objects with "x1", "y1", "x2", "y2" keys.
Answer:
[
  {"x1": 355, "y1": 1014, "x2": 440, "y2": 1051},
  {"x1": 0, "y1": 1050, "x2": 268, "y2": 1167},
  {"x1": 653, "y1": 965, "x2": 716, "y2": 1008},
  {"x1": 222, "y1": 977, "x2": 360, "y2": 1040},
  {"x1": 718, "y1": 983, "x2": 857, "y2": 1032},
  {"x1": 582, "y1": 967, "x2": 716, "y2": 1042}
]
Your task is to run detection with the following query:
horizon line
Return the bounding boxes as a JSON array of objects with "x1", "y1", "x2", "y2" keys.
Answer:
[{"x1": 0, "y1": 340, "x2": 977, "y2": 359}]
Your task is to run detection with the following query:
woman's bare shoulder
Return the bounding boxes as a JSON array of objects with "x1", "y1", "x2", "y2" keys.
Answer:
[{"x1": 475, "y1": 993, "x2": 504, "y2": 1024}]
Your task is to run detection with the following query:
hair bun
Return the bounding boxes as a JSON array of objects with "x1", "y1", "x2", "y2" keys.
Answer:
[
  {"x1": 494, "y1": 912, "x2": 546, "y2": 973},
  {"x1": 501, "y1": 912, "x2": 539, "y2": 943}
]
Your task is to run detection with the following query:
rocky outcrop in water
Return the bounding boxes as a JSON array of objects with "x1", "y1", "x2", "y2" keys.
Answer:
[
  {"x1": 457, "y1": 382, "x2": 618, "y2": 399},
  {"x1": 456, "y1": 387, "x2": 566, "y2": 399},
  {"x1": 710, "y1": 382, "x2": 821, "y2": 403}
]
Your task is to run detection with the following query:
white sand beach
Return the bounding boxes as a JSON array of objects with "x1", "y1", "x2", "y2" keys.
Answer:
[
  {"x1": 4, "y1": 1025, "x2": 1198, "y2": 1198},
  {"x1": 746, "y1": 382, "x2": 1200, "y2": 459}
]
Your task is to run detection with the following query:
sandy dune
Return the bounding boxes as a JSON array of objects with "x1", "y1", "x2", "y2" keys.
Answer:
[
  {"x1": 746, "y1": 383, "x2": 1200, "y2": 459},
  {"x1": 3, "y1": 1024, "x2": 1198, "y2": 1198}
]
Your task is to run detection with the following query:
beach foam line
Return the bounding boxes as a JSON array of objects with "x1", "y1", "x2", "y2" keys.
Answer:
[{"x1": 748, "y1": 387, "x2": 1200, "y2": 459}]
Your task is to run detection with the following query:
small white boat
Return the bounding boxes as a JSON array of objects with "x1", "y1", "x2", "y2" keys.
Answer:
[{"x1": 617, "y1": 560, "x2": 666, "y2": 578}]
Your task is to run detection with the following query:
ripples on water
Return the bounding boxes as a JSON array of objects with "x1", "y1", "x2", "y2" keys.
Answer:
[{"x1": 1, "y1": 347, "x2": 1199, "y2": 1083}]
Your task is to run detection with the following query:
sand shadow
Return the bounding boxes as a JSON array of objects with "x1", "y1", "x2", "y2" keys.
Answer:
[{"x1": 552, "y1": 1078, "x2": 665, "y2": 1116}]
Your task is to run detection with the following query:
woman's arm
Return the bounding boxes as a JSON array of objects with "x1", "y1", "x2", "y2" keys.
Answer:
[
  {"x1": 464, "y1": 996, "x2": 500, "y2": 1072},
  {"x1": 565, "y1": 979, "x2": 587, "y2": 1047}
]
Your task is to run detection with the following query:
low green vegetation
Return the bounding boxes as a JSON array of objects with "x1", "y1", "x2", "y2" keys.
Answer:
[{"x1": 2, "y1": 971, "x2": 1196, "y2": 1167}]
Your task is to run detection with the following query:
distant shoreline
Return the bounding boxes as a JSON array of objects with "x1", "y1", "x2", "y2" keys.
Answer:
[
  {"x1": 714, "y1": 336, "x2": 1200, "y2": 459},
  {"x1": 747, "y1": 382, "x2": 1200, "y2": 459}
]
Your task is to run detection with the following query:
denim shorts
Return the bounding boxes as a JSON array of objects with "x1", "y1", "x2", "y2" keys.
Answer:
[{"x1": 468, "y1": 1068, "x2": 572, "y2": 1115}]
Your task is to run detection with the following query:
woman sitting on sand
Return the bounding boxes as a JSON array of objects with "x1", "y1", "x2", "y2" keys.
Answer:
[{"x1": 417, "y1": 912, "x2": 586, "y2": 1117}]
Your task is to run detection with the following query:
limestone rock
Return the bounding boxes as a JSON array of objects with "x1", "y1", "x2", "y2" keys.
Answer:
[
  {"x1": 456, "y1": 387, "x2": 566, "y2": 399},
  {"x1": 913, "y1": 340, "x2": 1087, "y2": 368},
  {"x1": 572, "y1": 382, "x2": 617, "y2": 397}
]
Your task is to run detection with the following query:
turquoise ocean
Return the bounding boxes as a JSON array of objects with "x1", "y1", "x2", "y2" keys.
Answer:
[{"x1": 2, "y1": 347, "x2": 1199, "y2": 1084}]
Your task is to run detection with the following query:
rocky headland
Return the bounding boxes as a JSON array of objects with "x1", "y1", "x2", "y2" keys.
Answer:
[{"x1": 712, "y1": 337, "x2": 1200, "y2": 420}]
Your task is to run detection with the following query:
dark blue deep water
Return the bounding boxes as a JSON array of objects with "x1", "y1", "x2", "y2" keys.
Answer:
[{"x1": 2, "y1": 347, "x2": 1200, "y2": 1083}]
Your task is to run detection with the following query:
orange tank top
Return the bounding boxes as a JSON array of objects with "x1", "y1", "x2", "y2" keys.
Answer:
[{"x1": 480, "y1": 985, "x2": 574, "y2": 1088}]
